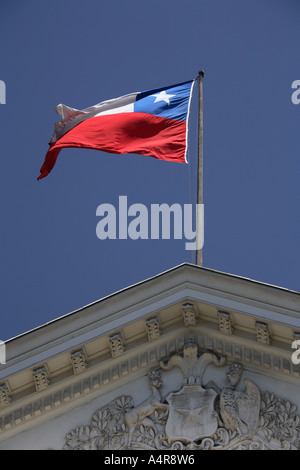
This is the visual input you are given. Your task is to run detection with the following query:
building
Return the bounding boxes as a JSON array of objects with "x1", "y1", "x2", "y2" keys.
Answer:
[{"x1": 0, "y1": 263, "x2": 300, "y2": 450}]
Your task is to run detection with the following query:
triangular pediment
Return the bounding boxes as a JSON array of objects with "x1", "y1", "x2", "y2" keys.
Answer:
[{"x1": 0, "y1": 264, "x2": 300, "y2": 449}]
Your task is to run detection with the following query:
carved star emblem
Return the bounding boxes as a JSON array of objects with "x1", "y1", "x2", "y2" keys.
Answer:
[
  {"x1": 176, "y1": 407, "x2": 206, "y2": 426},
  {"x1": 151, "y1": 90, "x2": 175, "y2": 106}
]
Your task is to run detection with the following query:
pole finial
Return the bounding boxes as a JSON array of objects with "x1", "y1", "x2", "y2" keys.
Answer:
[{"x1": 198, "y1": 70, "x2": 205, "y2": 78}]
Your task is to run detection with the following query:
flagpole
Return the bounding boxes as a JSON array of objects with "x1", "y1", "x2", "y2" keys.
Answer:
[{"x1": 196, "y1": 70, "x2": 204, "y2": 266}]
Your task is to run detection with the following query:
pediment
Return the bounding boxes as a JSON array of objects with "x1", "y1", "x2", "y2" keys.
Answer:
[{"x1": 0, "y1": 264, "x2": 299, "y2": 449}]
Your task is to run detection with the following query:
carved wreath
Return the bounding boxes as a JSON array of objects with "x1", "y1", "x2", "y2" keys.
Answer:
[{"x1": 64, "y1": 367, "x2": 300, "y2": 450}]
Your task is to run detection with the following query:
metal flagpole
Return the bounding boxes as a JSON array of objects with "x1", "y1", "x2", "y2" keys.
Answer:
[{"x1": 196, "y1": 70, "x2": 204, "y2": 266}]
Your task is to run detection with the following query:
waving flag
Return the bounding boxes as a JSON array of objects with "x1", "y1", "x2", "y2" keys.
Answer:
[{"x1": 38, "y1": 80, "x2": 195, "y2": 180}]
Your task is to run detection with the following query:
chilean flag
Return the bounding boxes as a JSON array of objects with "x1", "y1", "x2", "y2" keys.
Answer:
[{"x1": 37, "y1": 80, "x2": 195, "y2": 180}]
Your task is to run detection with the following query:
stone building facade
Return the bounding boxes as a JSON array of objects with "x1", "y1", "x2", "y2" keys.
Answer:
[{"x1": 0, "y1": 263, "x2": 300, "y2": 450}]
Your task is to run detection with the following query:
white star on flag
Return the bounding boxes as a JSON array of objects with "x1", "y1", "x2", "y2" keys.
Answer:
[{"x1": 152, "y1": 90, "x2": 175, "y2": 106}]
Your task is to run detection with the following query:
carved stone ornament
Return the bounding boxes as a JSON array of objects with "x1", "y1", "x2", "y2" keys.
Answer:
[
  {"x1": 255, "y1": 321, "x2": 271, "y2": 345},
  {"x1": 109, "y1": 333, "x2": 125, "y2": 358},
  {"x1": 218, "y1": 311, "x2": 234, "y2": 335},
  {"x1": 145, "y1": 316, "x2": 161, "y2": 342},
  {"x1": 182, "y1": 303, "x2": 197, "y2": 326},
  {"x1": 71, "y1": 349, "x2": 87, "y2": 375},
  {"x1": 0, "y1": 383, "x2": 11, "y2": 408},
  {"x1": 64, "y1": 343, "x2": 300, "y2": 450},
  {"x1": 33, "y1": 366, "x2": 49, "y2": 392}
]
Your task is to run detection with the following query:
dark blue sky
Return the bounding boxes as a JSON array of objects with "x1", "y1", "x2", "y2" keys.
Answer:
[{"x1": 0, "y1": 0, "x2": 299, "y2": 340}]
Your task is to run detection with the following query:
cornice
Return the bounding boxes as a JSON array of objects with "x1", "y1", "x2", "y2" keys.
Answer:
[
  {"x1": 0, "y1": 295, "x2": 300, "y2": 441},
  {"x1": 5, "y1": 263, "x2": 300, "y2": 347},
  {"x1": 0, "y1": 265, "x2": 299, "y2": 442},
  {"x1": 2, "y1": 274, "x2": 300, "y2": 381}
]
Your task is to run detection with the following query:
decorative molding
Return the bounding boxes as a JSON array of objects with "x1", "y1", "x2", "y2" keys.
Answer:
[
  {"x1": 71, "y1": 349, "x2": 87, "y2": 375},
  {"x1": 33, "y1": 366, "x2": 49, "y2": 392},
  {"x1": 63, "y1": 344, "x2": 300, "y2": 450},
  {"x1": 182, "y1": 303, "x2": 197, "y2": 326},
  {"x1": 145, "y1": 316, "x2": 161, "y2": 342},
  {"x1": 109, "y1": 333, "x2": 125, "y2": 358},
  {"x1": 218, "y1": 311, "x2": 234, "y2": 335},
  {"x1": 1, "y1": 330, "x2": 299, "y2": 439},
  {"x1": 255, "y1": 322, "x2": 271, "y2": 345},
  {"x1": 0, "y1": 265, "x2": 299, "y2": 448},
  {"x1": 0, "y1": 383, "x2": 11, "y2": 408},
  {"x1": 160, "y1": 341, "x2": 226, "y2": 385}
]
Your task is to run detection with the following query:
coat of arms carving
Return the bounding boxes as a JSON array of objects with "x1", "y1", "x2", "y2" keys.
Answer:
[
  {"x1": 64, "y1": 342, "x2": 300, "y2": 450},
  {"x1": 160, "y1": 342, "x2": 225, "y2": 444},
  {"x1": 165, "y1": 385, "x2": 218, "y2": 442}
]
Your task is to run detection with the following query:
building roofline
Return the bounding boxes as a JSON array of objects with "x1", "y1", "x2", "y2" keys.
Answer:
[{"x1": 5, "y1": 263, "x2": 300, "y2": 344}]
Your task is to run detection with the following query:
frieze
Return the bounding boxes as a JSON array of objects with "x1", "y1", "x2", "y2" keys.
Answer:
[
  {"x1": 64, "y1": 343, "x2": 300, "y2": 450},
  {"x1": 1, "y1": 333, "x2": 300, "y2": 438}
]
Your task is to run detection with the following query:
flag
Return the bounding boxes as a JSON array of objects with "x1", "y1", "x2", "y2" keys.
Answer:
[{"x1": 37, "y1": 80, "x2": 195, "y2": 180}]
